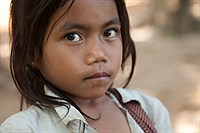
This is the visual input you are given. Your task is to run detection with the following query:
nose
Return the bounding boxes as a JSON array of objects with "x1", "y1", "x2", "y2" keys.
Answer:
[{"x1": 85, "y1": 37, "x2": 108, "y2": 65}]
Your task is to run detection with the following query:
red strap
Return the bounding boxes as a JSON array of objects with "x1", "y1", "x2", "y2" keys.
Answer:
[{"x1": 108, "y1": 88, "x2": 157, "y2": 133}]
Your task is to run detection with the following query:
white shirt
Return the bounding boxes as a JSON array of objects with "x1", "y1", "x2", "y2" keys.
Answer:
[{"x1": 0, "y1": 88, "x2": 173, "y2": 133}]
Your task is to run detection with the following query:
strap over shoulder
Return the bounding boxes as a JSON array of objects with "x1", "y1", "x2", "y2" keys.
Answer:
[{"x1": 108, "y1": 88, "x2": 158, "y2": 133}]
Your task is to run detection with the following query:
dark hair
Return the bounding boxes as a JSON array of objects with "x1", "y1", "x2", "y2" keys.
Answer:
[{"x1": 9, "y1": 0, "x2": 136, "y2": 110}]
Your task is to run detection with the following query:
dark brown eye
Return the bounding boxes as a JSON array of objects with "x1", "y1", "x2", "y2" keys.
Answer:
[
  {"x1": 103, "y1": 29, "x2": 116, "y2": 38},
  {"x1": 65, "y1": 32, "x2": 82, "y2": 43}
]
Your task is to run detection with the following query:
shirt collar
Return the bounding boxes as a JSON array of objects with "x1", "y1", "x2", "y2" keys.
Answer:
[
  {"x1": 44, "y1": 86, "x2": 140, "y2": 126},
  {"x1": 44, "y1": 85, "x2": 89, "y2": 126},
  {"x1": 114, "y1": 88, "x2": 140, "y2": 103}
]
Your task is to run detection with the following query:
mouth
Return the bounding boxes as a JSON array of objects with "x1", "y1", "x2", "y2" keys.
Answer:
[{"x1": 84, "y1": 72, "x2": 110, "y2": 80}]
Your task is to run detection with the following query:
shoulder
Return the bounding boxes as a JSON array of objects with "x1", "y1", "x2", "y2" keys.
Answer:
[
  {"x1": 0, "y1": 106, "x2": 40, "y2": 132},
  {"x1": 116, "y1": 88, "x2": 173, "y2": 131},
  {"x1": 0, "y1": 106, "x2": 64, "y2": 132}
]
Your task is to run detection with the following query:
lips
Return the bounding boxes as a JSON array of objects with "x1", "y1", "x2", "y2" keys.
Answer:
[{"x1": 85, "y1": 72, "x2": 110, "y2": 80}]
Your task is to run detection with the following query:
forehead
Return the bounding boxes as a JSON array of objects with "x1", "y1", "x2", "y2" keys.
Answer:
[
  {"x1": 49, "y1": 0, "x2": 119, "y2": 31},
  {"x1": 66, "y1": 0, "x2": 118, "y2": 18}
]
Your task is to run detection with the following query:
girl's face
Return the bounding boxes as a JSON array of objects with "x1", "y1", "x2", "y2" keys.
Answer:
[{"x1": 39, "y1": 0, "x2": 122, "y2": 100}]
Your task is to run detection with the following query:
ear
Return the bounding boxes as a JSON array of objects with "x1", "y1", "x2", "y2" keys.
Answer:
[{"x1": 28, "y1": 50, "x2": 40, "y2": 69}]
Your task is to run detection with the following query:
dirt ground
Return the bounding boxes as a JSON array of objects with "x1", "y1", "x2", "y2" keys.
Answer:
[{"x1": 0, "y1": 1, "x2": 199, "y2": 133}]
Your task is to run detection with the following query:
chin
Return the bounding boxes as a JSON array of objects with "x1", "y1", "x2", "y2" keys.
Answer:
[{"x1": 87, "y1": 87, "x2": 108, "y2": 99}]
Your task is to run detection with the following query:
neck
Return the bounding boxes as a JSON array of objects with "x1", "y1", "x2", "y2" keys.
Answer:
[
  {"x1": 69, "y1": 94, "x2": 108, "y2": 107},
  {"x1": 69, "y1": 94, "x2": 109, "y2": 121}
]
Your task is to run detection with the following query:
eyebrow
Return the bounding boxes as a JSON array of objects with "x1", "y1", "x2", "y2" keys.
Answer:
[
  {"x1": 58, "y1": 18, "x2": 120, "y2": 32},
  {"x1": 103, "y1": 18, "x2": 121, "y2": 28}
]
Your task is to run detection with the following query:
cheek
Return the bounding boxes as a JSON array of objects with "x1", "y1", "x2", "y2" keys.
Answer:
[
  {"x1": 115, "y1": 42, "x2": 123, "y2": 62},
  {"x1": 110, "y1": 42, "x2": 123, "y2": 70},
  {"x1": 39, "y1": 48, "x2": 68, "y2": 80},
  {"x1": 39, "y1": 53, "x2": 78, "y2": 90}
]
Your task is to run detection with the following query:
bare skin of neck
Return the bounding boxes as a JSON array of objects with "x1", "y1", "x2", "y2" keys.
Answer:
[{"x1": 72, "y1": 94, "x2": 131, "y2": 132}]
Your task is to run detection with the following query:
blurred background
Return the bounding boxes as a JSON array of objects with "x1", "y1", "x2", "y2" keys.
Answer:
[{"x1": 0, "y1": 0, "x2": 199, "y2": 132}]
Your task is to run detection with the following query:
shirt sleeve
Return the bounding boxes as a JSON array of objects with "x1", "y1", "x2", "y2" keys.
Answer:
[
  {"x1": 0, "y1": 114, "x2": 36, "y2": 133},
  {"x1": 150, "y1": 99, "x2": 173, "y2": 132}
]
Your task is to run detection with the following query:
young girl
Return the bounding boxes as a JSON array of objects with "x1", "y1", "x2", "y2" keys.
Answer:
[{"x1": 1, "y1": 0, "x2": 173, "y2": 132}]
